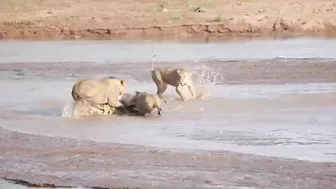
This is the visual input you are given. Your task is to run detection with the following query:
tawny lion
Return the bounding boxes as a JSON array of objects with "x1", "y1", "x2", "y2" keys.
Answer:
[
  {"x1": 150, "y1": 55, "x2": 196, "y2": 102},
  {"x1": 71, "y1": 77, "x2": 126, "y2": 114}
]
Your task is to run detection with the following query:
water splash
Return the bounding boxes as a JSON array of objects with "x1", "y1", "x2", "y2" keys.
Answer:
[
  {"x1": 190, "y1": 64, "x2": 223, "y2": 99},
  {"x1": 191, "y1": 64, "x2": 223, "y2": 87},
  {"x1": 61, "y1": 101, "x2": 74, "y2": 118}
]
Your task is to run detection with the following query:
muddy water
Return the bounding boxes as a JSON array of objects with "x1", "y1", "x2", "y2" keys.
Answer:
[{"x1": 0, "y1": 38, "x2": 336, "y2": 188}]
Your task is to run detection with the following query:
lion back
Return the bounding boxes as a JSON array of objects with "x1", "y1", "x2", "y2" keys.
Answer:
[
  {"x1": 157, "y1": 67, "x2": 182, "y2": 86},
  {"x1": 71, "y1": 79, "x2": 108, "y2": 103}
]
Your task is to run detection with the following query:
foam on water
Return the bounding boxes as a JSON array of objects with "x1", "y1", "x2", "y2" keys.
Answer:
[
  {"x1": 191, "y1": 64, "x2": 223, "y2": 87},
  {"x1": 61, "y1": 101, "x2": 74, "y2": 118}
]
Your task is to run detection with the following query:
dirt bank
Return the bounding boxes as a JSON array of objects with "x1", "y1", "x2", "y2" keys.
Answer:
[{"x1": 1, "y1": 0, "x2": 336, "y2": 40}]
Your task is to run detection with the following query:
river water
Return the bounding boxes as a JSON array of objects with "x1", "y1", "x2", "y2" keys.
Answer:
[{"x1": 0, "y1": 38, "x2": 335, "y2": 188}]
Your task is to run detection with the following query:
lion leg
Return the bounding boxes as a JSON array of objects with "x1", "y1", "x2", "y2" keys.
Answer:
[
  {"x1": 80, "y1": 98, "x2": 106, "y2": 113},
  {"x1": 108, "y1": 96, "x2": 129, "y2": 114},
  {"x1": 152, "y1": 72, "x2": 168, "y2": 104},
  {"x1": 176, "y1": 85, "x2": 187, "y2": 101},
  {"x1": 156, "y1": 83, "x2": 168, "y2": 104},
  {"x1": 187, "y1": 84, "x2": 196, "y2": 100},
  {"x1": 153, "y1": 98, "x2": 162, "y2": 116},
  {"x1": 90, "y1": 102, "x2": 107, "y2": 112},
  {"x1": 102, "y1": 104, "x2": 113, "y2": 115},
  {"x1": 156, "y1": 106, "x2": 162, "y2": 116},
  {"x1": 89, "y1": 105, "x2": 105, "y2": 116},
  {"x1": 109, "y1": 99, "x2": 124, "y2": 108}
]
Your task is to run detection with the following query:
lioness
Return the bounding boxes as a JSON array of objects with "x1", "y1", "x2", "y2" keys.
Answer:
[
  {"x1": 151, "y1": 55, "x2": 196, "y2": 101},
  {"x1": 129, "y1": 91, "x2": 162, "y2": 116},
  {"x1": 71, "y1": 77, "x2": 126, "y2": 114}
]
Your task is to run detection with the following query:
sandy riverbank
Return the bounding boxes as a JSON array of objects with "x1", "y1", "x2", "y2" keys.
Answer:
[{"x1": 1, "y1": 0, "x2": 336, "y2": 40}]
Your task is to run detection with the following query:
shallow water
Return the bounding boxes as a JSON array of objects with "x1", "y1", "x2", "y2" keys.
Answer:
[
  {"x1": 1, "y1": 38, "x2": 336, "y2": 63},
  {"x1": 0, "y1": 38, "x2": 335, "y2": 168}
]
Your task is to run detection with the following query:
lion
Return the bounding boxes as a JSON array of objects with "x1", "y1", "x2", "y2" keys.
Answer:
[
  {"x1": 150, "y1": 55, "x2": 196, "y2": 101},
  {"x1": 129, "y1": 91, "x2": 163, "y2": 116},
  {"x1": 71, "y1": 77, "x2": 126, "y2": 114}
]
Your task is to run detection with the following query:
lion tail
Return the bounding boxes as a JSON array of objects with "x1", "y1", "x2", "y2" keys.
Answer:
[{"x1": 151, "y1": 54, "x2": 156, "y2": 71}]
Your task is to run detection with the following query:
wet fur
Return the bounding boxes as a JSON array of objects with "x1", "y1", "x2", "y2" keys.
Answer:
[
  {"x1": 150, "y1": 55, "x2": 196, "y2": 101},
  {"x1": 71, "y1": 77, "x2": 126, "y2": 113}
]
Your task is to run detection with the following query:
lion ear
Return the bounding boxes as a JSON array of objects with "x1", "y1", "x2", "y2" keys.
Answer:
[
  {"x1": 176, "y1": 69, "x2": 182, "y2": 74},
  {"x1": 135, "y1": 91, "x2": 140, "y2": 95},
  {"x1": 120, "y1": 79, "x2": 125, "y2": 86}
]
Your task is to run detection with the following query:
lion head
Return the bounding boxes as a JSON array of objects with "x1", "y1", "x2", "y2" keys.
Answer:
[
  {"x1": 176, "y1": 68, "x2": 192, "y2": 86},
  {"x1": 105, "y1": 77, "x2": 126, "y2": 101}
]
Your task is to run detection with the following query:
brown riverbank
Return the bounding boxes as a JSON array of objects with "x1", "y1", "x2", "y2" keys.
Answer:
[{"x1": 1, "y1": 0, "x2": 336, "y2": 40}]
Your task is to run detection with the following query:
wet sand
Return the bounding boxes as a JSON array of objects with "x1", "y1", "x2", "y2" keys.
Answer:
[{"x1": 0, "y1": 40, "x2": 336, "y2": 188}]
